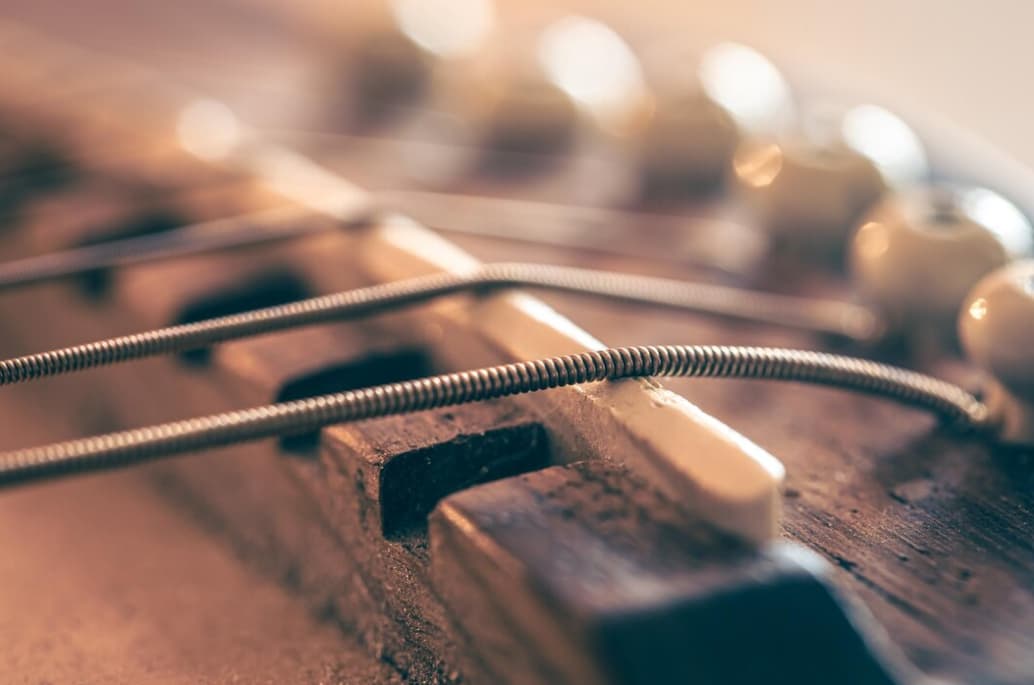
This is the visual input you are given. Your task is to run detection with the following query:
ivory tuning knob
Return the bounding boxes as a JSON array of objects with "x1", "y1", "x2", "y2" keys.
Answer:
[
  {"x1": 631, "y1": 42, "x2": 793, "y2": 195},
  {"x1": 343, "y1": 0, "x2": 498, "y2": 123},
  {"x1": 350, "y1": 27, "x2": 431, "y2": 114},
  {"x1": 631, "y1": 87, "x2": 740, "y2": 194},
  {"x1": 732, "y1": 103, "x2": 929, "y2": 261},
  {"x1": 0, "y1": 133, "x2": 73, "y2": 209},
  {"x1": 433, "y1": 54, "x2": 577, "y2": 156},
  {"x1": 435, "y1": 14, "x2": 660, "y2": 160},
  {"x1": 733, "y1": 137, "x2": 887, "y2": 256},
  {"x1": 849, "y1": 185, "x2": 1029, "y2": 346},
  {"x1": 421, "y1": 15, "x2": 582, "y2": 177},
  {"x1": 959, "y1": 260, "x2": 1034, "y2": 446}
]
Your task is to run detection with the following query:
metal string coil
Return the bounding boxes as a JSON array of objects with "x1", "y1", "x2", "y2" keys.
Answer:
[
  {"x1": 0, "y1": 263, "x2": 881, "y2": 388},
  {"x1": 0, "y1": 344, "x2": 989, "y2": 488}
]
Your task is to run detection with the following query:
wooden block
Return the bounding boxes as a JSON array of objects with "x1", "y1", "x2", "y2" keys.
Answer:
[
  {"x1": 0, "y1": 468, "x2": 402, "y2": 685},
  {"x1": 431, "y1": 461, "x2": 920, "y2": 685},
  {"x1": 107, "y1": 278, "x2": 554, "y2": 683}
]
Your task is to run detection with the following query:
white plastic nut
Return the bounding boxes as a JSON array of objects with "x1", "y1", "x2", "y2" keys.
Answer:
[
  {"x1": 733, "y1": 138, "x2": 886, "y2": 248},
  {"x1": 959, "y1": 260, "x2": 1034, "y2": 446},
  {"x1": 850, "y1": 186, "x2": 1012, "y2": 338}
]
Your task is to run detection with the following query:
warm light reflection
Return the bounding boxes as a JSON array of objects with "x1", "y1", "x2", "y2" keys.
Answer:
[
  {"x1": 537, "y1": 15, "x2": 648, "y2": 133},
  {"x1": 248, "y1": 145, "x2": 368, "y2": 218},
  {"x1": 176, "y1": 99, "x2": 241, "y2": 161},
  {"x1": 698, "y1": 42, "x2": 793, "y2": 134},
  {"x1": 841, "y1": 105, "x2": 927, "y2": 185},
  {"x1": 968, "y1": 297, "x2": 989, "y2": 321},
  {"x1": 854, "y1": 221, "x2": 890, "y2": 259},
  {"x1": 732, "y1": 142, "x2": 783, "y2": 188},
  {"x1": 960, "y1": 187, "x2": 1034, "y2": 257},
  {"x1": 391, "y1": 0, "x2": 494, "y2": 58}
]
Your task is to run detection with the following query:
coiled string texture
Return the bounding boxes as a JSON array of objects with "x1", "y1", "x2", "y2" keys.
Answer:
[
  {"x1": 0, "y1": 344, "x2": 989, "y2": 487},
  {"x1": 0, "y1": 263, "x2": 881, "y2": 388}
]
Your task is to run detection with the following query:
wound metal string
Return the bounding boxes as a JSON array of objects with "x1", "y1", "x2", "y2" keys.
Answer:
[
  {"x1": 0, "y1": 263, "x2": 882, "y2": 389},
  {"x1": 0, "y1": 344, "x2": 989, "y2": 488}
]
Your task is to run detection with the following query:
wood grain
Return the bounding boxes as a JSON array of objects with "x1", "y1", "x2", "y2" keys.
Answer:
[{"x1": 431, "y1": 461, "x2": 918, "y2": 685}]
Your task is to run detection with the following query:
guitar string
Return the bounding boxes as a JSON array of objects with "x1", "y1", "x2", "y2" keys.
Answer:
[
  {"x1": 0, "y1": 205, "x2": 713, "y2": 290},
  {"x1": 0, "y1": 28, "x2": 981, "y2": 489},
  {"x1": 0, "y1": 207, "x2": 330, "y2": 290},
  {"x1": 0, "y1": 186, "x2": 763, "y2": 291},
  {"x1": 0, "y1": 28, "x2": 995, "y2": 499},
  {"x1": 0, "y1": 344, "x2": 990, "y2": 488},
  {"x1": 0, "y1": 262, "x2": 883, "y2": 391}
]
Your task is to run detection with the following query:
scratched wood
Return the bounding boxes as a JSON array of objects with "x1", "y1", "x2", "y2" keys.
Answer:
[
  {"x1": 430, "y1": 461, "x2": 921, "y2": 685},
  {"x1": 0, "y1": 7, "x2": 1031, "y2": 685},
  {"x1": 0, "y1": 388, "x2": 402, "y2": 685}
]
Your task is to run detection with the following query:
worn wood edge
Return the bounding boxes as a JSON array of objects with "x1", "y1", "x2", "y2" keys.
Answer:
[{"x1": 429, "y1": 463, "x2": 928, "y2": 685}]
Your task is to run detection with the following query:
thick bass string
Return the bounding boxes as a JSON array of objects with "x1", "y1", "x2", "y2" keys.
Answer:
[{"x1": 0, "y1": 344, "x2": 990, "y2": 488}]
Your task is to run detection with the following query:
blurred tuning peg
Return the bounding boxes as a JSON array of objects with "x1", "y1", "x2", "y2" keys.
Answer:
[
  {"x1": 732, "y1": 136, "x2": 887, "y2": 255},
  {"x1": 341, "y1": 0, "x2": 497, "y2": 123},
  {"x1": 535, "y1": 15, "x2": 650, "y2": 140},
  {"x1": 0, "y1": 121, "x2": 76, "y2": 214},
  {"x1": 418, "y1": 14, "x2": 652, "y2": 175},
  {"x1": 803, "y1": 102, "x2": 929, "y2": 187},
  {"x1": 850, "y1": 185, "x2": 1032, "y2": 348},
  {"x1": 431, "y1": 39, "x2": 577, "y2": 159},
  {"x1": 615, "y1": 41, "x2": 795, "y2": 195},
  {"x1": 959, "y1": 259, "x2": 1034, "y2": 446},
  {"x1": 350, "y1": 25, "x2": 430, "y2": 113},
  {"x1": 732, "y1": 103, "x2": 929, "y2": 260},
  {"x1": 697, "y1": 42, "x2": 797, "y2": 138},
  {"x1": 630, "y1": 89, "x2": 739, "y2": 193}
]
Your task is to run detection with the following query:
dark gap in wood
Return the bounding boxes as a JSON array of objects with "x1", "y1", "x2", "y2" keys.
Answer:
[
  {"x1": 274, "y1": 348, "x2": 437, "y2": 455},
  {"x1": 379, "y1": 421, "x2": 550, "y2": 540},
  {"x1": 172, "y1": 268, "x2": 312, "y2": 366},
  {"x1": 74, "y1": 207, "x2": 187, "y2": 297}
]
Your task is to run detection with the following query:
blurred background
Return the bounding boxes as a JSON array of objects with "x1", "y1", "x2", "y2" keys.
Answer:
[{"x1": 3, "y1": 0, "x2": 1032, "y2": 163}]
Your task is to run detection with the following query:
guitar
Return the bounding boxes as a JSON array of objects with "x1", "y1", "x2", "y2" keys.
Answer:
[{"x1": 0, "y1": 4, "x2": 1030, "y2": 684}]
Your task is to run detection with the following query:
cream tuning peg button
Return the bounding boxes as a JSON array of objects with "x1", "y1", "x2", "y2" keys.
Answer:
[
  {"x1": 630, "y1": 41, "x2": 795, "y2": 192},
  {"x1": 345, "y1": 0, "x2": 496, "y2": 119},
  {"x1": 536, "y1": 16, "x2": 648, "y2": 139},
  {"x1": 697, "y1": 42, "x2": 796, "y2": 137},
  {"x1": 634, "y1": 90, "x2": 740, "y2": 189},
  {"x1": 351, "y1": 28, "x2": 431, "y2": 109},
  {"x1": 432, "y1": 44, "x2": 577, "y2": 156},
  {"x1": 474, "y1": 73, "x2": 577, "y2": 154},
  {"x1": 959, "y1": 260, "x2": 1034, "y2": 446},
  {"x1": 837, "y1": 105, "x2": 928, "y2": 187},
  {"x1": 850, "y1": 186, "x2": 1015, "y2": 340},
  {"x1": 733, "y1": 138, "x2": 886, "y2": 250},
  {"x1": 802, "y1": 102, "x2": 929, "y2": 187}
]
